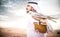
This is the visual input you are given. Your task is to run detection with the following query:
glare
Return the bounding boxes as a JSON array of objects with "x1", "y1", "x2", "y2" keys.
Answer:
[
  {"x1": 0, "y1": 9, "x2": 60, "y2": 30},
  {"x1": 0, "y1": 0, "x2": 60, "y2": 30},
  {"x1": 0, "y1": 9, "x2": 27, "y2": 30}
]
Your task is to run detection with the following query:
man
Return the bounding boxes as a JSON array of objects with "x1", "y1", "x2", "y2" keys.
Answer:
[{"x1": 26, "y1": 2, "x2": 53, "y2": 37}]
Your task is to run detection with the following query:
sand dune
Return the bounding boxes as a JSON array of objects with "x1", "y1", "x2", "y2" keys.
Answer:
[{"x1": 0, "y1": 28, "x2": 27, "y2": 37}]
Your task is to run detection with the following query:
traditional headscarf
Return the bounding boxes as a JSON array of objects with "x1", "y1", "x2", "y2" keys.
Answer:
[{"x1": 27, "y1": 2, "x2": 41, "y2": 13}]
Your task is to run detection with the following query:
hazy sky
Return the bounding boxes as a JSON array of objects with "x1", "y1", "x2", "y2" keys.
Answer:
[
  {"x1": 0, "y1": 0, "x2": 60, "y2": 16},
  {"x1": 0, "y1": 0, "x2": 60, "y2": 30}
]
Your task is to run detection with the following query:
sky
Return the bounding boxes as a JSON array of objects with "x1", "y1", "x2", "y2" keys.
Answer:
[{"x1": 0, "y1": 0, "x2": 60, "y2": 30}]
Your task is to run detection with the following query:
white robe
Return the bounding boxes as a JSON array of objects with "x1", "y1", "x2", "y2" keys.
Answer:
[{"x1": 24, "y1": 12, "x2": 46, "y2": 37}]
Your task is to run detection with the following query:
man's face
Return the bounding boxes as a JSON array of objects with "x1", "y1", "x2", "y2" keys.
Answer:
[
  {"x1": 26, "y1": 5, "x2": 36, "y2": 13},
  {"x1": 26, "y1": 5, "x2": 32, "y2": 11}
]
